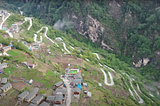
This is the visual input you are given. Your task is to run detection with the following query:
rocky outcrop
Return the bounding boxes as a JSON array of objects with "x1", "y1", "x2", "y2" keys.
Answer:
[
  {"x1": 133, "y1": 58, "x2": 150, "y2": 68},
  {"x1": 101, "y1": 40, "x2": 113, "y2": 51},
  {"x1": 74, "y1": 15, "x2": 104, "y2": 43}
]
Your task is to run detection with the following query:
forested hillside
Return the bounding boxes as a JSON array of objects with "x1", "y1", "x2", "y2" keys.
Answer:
[{"x1": 2, "y1": 0, "x2": 160, "y2": 81}]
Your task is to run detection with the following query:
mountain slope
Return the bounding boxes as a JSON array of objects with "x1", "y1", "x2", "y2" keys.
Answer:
[{"x1": 2, "y1": 0, "x2": 160, "y2": 92}]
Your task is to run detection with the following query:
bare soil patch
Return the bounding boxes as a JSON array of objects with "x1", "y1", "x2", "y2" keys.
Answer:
[
  {"x1": 80, "y1": 97, "x2": 88, "y2": 106},
  {"x1": 11, "y1": 82, "x2": 26, "y2": 91},
  {"x1": 33, "y1": 81, "x2": 44, "y2": 87},
  {"x1": 11, "y1": 76, "x2": 21, "y2": 81}
]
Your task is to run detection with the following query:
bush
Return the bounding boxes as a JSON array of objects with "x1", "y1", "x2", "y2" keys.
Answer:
[
  {"x1": 39, "y1": 90, "x2": 46, "y2": 94},
  {"x1": 113, "y1": 78, "x2": 120, "y2": 85}
]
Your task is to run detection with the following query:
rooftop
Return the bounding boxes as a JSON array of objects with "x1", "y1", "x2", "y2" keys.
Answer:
[
  {"x1": 1, "y1": 83, "x2": 11, "y2": 90},
  {"x1": 32, "y1": 43, "x2": 40, "y2": 46},
  {"x1": 54, "y1": 81, "x2": 63, "y2": 87},
  {"x1": 1, "y1": 77, "x2": 7, "y2": 84},
  {"x1": 31, "y1": 94, "x2": 43, "y2": 104},
  {"x1": 74, "y1": 73, "x2": 82, "y2": 79},
  {"x1": 72, "y1": 79, "x2": 82, "y2": 84},
  {"x1": 54, "y1": 94, "x2": 63, "y2": 102},
  {"x1": 18, "y1": 90, "x2": 29, "y2": 98},
  {"x1": 53, "y1": 89, "x2": 66, "y2": 95},
  {"x1": 25, "y1": 88, "x2": 39, "y2": 100},
  {"x1": 2, "y1": 46, "x2": 11, "y2": 50},
  {"x1": 46, "y1": 96, "x2": 55, "y2": 101},
  {"x1": 73, "y1": 87, "x2": 81, "y2": 93},
  {"x1": 39, "y1": 101, "x2": 49, "y2": 106},
  {"x1": 28, "y1": 103, "x2": 37, "y2": 106}
]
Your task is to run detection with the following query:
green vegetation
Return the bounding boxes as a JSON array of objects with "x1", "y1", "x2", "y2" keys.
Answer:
[
  {"x1": 8, "y1": 49, "x2": 23, "y2": 56},
  {"x1": 46, "y1": 70, "x2": 56, "y2": 76},
  {"x1": 39, "y1": 90, "x2": 46, "y2": 94},
  {"x1": 6, "y1": 14, "x2": 24, "y2": 28},
  {"x1": 3, "y1": 66, "x2": 16, "y2": 74}
]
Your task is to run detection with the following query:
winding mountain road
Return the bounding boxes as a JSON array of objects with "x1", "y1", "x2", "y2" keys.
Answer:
[
  {"x1": 100, "y1": 68, "x2": 114, "y2": 86},
  {"x1": 24, "y1": 17, "x2": 32, "y2": 30},
  {"x1": 0, "y1": 13, "x2": 11, "y2": 30},
  {"x1": 37, "y1": 27, "x2": 59, "y2": 47},
  {"x1": 93, "y1": 53, "x2": 100, "y2": 60},
  {"x1": 122, "y1": 72, "x2": 144, "y2": 104},
  {"x1": 62, "y1": 42, "x2": 71, "y2": 54},
  {"x1": 34, "y1": 34, "x2": 42, "y2": 43}
]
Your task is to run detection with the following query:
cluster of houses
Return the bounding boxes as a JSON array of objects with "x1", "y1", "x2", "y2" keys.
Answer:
[
  {"x1": 0, "y1": 77, "x2": 12, "y2": 94},
  {"x1": 27, "y1": 43, "x2": 41, "y2": 51},
  {"x1": 66, "y1": 68, "x2": 92, "y2": 98},
  {"x1": 17, "y1": 81, "x2": 66, "y2": 106},
  {"x1": 9, "y1": 24, "x2": 19, "y2": 33}
]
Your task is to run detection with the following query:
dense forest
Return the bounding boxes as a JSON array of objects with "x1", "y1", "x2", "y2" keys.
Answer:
[{"x1": 1, "y1": 0, "x2": 160, "y2": 81}]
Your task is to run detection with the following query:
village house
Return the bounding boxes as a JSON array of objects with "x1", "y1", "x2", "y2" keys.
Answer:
[
  {"x1": 0, "y1": 43, "x2": 2, "y2": 49},
  {"x1": 72, "y1": 79, "x2": 82, "y2": 86},
  {"x1": 39, "y1": 101, "x2": 49, "y2": 106},
  {"x1": 2, "y1": 46, "x2": 11, "y2": 53},
  {"x1": 53, "y1": 105, "x2": 64, "y2": 106},
  {"x1": 53, "y1": 89, "x2": 66, "y2": 97},
  {"x1": 18, "y1": 90, "x2": 29, "y2": 102},
  {"x1": 74, "y1": 73, "x2": 83, "y2": 80},
  {"x1": 0, "y1": 63, "x2": 8, "y2": 69},
  {"x1": 0, "y1": 66, "x2": 3, "y2": 74},
  {"x1": 0, "y1": 10, "x2": 8, "y2": 15},
  {"x1": 24, "y1": 87, "x2": 39, "y2": 102},
  {"x1": 32, "y1": 43, "x2": 40, "y2": 49},
  {"x1": 0, "y1": 83, "x2": 12, "y2": 92},
  {"x1": 28, "y1": 103, "x2": 37, "y2": 106},
  {"x1": 1, "y1": 77, "x2": 7, "y2": 85},
  {"x1": 31, "y1": 94, "x2": 44, "y2": 105},
  {"x1": 46, "y1": 96, "x2": 55, "y2": 103},
  {"x1": 73, "y1": 87, "x2": 81, "y2": 95},
  {"x1": 27, "y1": 63, "x2": 35, "y2": 69},
  {"x1": 54, "y1": 81, "x2": 64, "y2": 89},
  {"x1": 54, "y1": 94, "x2": 63, "y2": 105}
]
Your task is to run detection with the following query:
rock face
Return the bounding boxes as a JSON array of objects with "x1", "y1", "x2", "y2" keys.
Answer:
[
  {"x1": 133, "y1": 58, "x2": 150, "y2": 67},
  {"x1": 74, "y1": 15, "x2": 104, "y2": 43}
]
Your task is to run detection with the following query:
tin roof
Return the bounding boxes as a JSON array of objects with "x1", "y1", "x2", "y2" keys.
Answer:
[
  {"x1": 18, "y1": 90, "x2": 29, "y2": 98},
  {"x1": 46, "y1": 96, "x2": 55, "y2": 101},
  {"x1": 54, "y1": 94, "x2": 63, "y2": 102},
  {"x1": 31, "y1": 94, "x2": 43, "y2": 104},
  {"x1": 1, "y1": 77, "x2": 7, "y2": 84},
  {"x1": 2, "y1": 46, "x2": 11, "y2": 50},
  {"x1": 25, "y1": 88, "x2": 39, "y2": 101},
  {"x1": 39, "y1": 101, "x2": 49, "y2": 106},
  {"x1": 1, "y1": 83, "x2": 11, "y2": 90},
  {"x1": 54, "y1": 81, "x2": 63, "y2": 87}
]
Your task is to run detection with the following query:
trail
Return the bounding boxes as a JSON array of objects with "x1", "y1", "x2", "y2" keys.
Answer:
[
  {"x1": 36, "y1": 27, "x2": 59, "y2": 47},
  {"x1": 104, "y1": 65, "x2": 116, "y2": 72},
  {"x1": 6, "y1": 30, "x2": 13, "y2": 38},
  {"x1": 92, "y1": 53, "x2": 100, "y2": 60},
  {"x1": 0, "y1": 13, "x2": 11, "y2": 30},
  {"x1": 62, "y1": 42, "x2": 71, "y2": 54},
  {"x1": 137, "y1": 84, "x2": 153, "y2": 102},
  {"x1": 70, "y1": 45, "x2": 75, "y2": 50},
  {"x1": 34, "y1": 34, "x2": 42, "y2": 43},
  {"x1": 24, "y1": 17, "x2": 32, "y2": 30},
  {"x1": 122, "y1": 72, "x2": 144, "y2": 104},
  {"x1": 100, "y1": 68, "x2": 114, "y2": 86}
]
